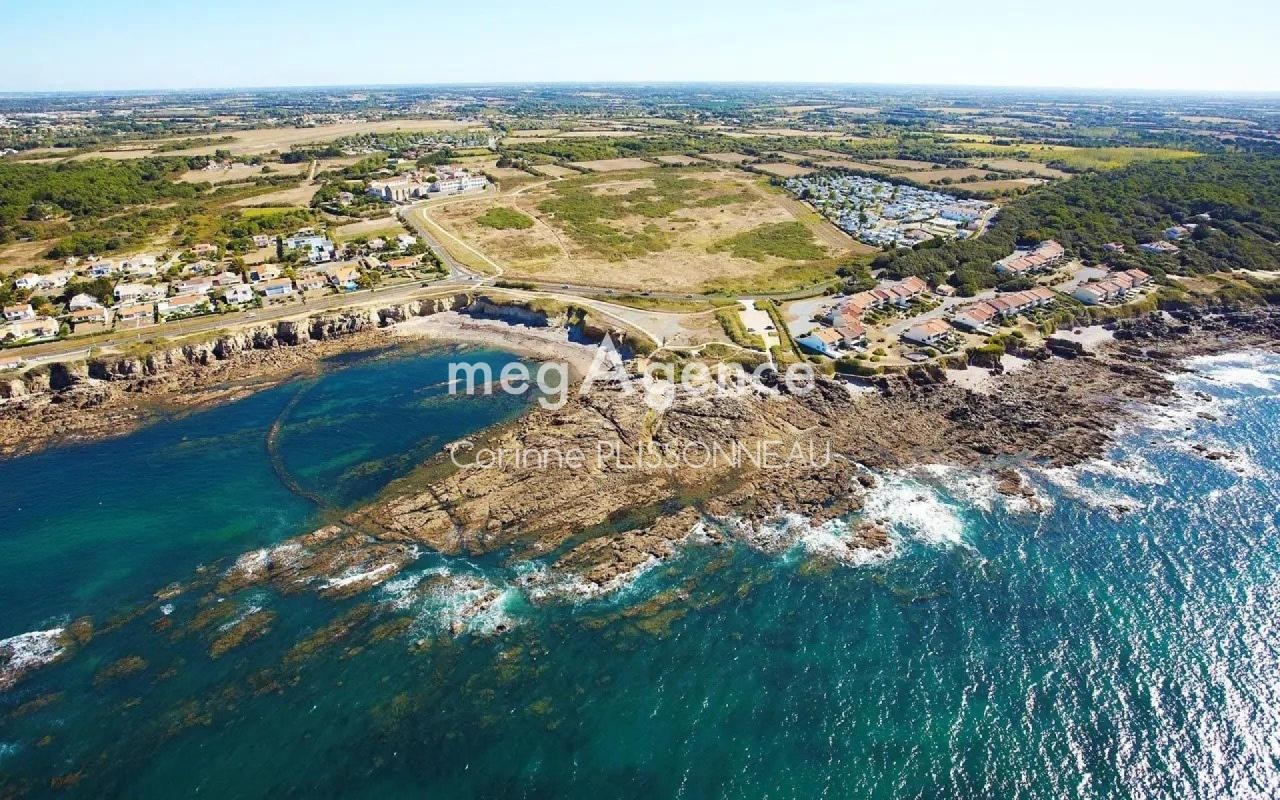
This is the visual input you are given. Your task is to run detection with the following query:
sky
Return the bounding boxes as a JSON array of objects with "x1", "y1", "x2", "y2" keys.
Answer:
[{"x1": 2, "y1": 0, "x2": 1277, "y2": 94}]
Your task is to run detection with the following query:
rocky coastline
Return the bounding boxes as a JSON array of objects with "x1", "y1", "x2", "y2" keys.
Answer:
[
  {"x1": 0, "y1": 292, "x2": 632, "y2": 456},
  {"x1": 198, "y1": 305, "x2": 1280, "y2": 604},
  {"x1": 2, "y1": 303, "x2": 1278, "y2": 695}
]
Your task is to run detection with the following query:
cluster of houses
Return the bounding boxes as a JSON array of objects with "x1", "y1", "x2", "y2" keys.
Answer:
[
  {"x1": 952, "y1": 287, "x2": 1058, "y2": 332},
  {"x1": 785, "y1": 174, "x2": 994, "y2": 248},
  {"x1": 798, "y1": 276, "x2": 932, "y2": 355},
  {"x1": 367, "y1": 167, "x2": 488, "y2": 203},
  {"x1": 0, "y1": 225, "x2": 430, "y2": 344},
  {"x1": 993, "y1": 240, "x2": 1066, "y2": 275},
  {"x1": 1071, "y1": 269, "x2": 1151, "y2": 305}
]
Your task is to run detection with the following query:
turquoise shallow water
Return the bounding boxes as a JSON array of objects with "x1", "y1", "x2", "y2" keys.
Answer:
[{"x1": 1, "y1": 347, "x2": 1279, "y2": 799}]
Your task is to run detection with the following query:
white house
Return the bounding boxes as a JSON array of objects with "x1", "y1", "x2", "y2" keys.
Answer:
[
  {"x1": 257, "y1": 277, "x2": 295, "y2": 298},
  {"x1": 3, "y1": 303, "x2": 36, "y2": 322},
  {"x1": 69, "y1": 293, "x2": 102, "y2": 311},
  {"x1": 224, "y1": 284, "x2": 254, "y2": 305},
  {"x1": 902, "y1": 319, "x2": 952, "y2": 346}
]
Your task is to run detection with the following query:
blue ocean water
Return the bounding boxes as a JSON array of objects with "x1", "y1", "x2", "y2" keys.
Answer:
[{"x1": 1, "y1": 347, "x2": 1278, "y2": 799}]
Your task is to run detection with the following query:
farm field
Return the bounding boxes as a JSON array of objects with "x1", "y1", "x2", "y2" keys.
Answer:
[
  {"x1": 803, "y1": 149, "x2": 851, "y2": 160},
  {"x1": 870, "y1": 158, "x2": 942, "y2": 171},
  {"x1": 697, "y1": 152, "x2": 752, "y2": 164},
  {"x1": 950, "y1": 177, "x2": 1047, "y2": 196},
  {"x1": 754, "y1": 162, "x2": 816, "y2": 178},
  {"x1": 571, "y1": 157, "x2": 655, "y2": 172},
  {"x1": 426, "y1": 166, "x2": 854, "y2": 292},
  {"x1": 530, "y1": 164, "x2": 579, "y2": 177},
  {"x1": 654, "y1": 155, "x2": 701, "y2": 166},
  {"x1": 332, "y1": 216, "x2": 409, "y2": 241},
  {"x1": 817, "y1": 159, "x2": 892, "y2": 173},
  {"x1": 952, "y1": 142, "x2": 1200, "y2": 170},
  {"x1": 965, "y1": 158, "x2": 1072, "y2": 179},
  {"x1": 904, "y1": 167, "x2": 996, "y2": 184},
  {"x1": 231, "y1": 182, "x2": 321, "y2": 207},
  {"x1": 178, "y1": 162, "x2": 309, "y2": 183}
]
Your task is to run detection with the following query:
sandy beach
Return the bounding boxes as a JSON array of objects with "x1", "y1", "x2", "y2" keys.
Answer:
[{"x1": 392, "y1": 312, "x2": 601, "y2": 378}]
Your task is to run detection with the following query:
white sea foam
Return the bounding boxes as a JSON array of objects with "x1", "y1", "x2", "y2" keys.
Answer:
[
  {"x1": 160, "y1": 603, "x2": 175, "y2": 616},
  {"x1": 517, "y1": 556, "x2": 665, "y2": 604},
  {"x1": 384, "y1": 567, "x2": 521, "y2": 637},
  {"x1": 915, "y1": 464, "x2": 1052, "y2": 514},
  {"x1": 859, "y1": 472, "x2": 970, "y2": 549},
  {"x1": 320, "y1": 562, "x2": 398, "y2": 591},
  {"x1": 1033, "y1": 464, "x2": 1143, "y2": 516},
  {"x1": 1184, "y1": 351, "x2": 1280, "y2": 392}
]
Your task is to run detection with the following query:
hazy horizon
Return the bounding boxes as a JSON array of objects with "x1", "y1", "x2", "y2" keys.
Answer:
[{"x1": 4, "y1": 0, "x2": 1277, "y2": 94}]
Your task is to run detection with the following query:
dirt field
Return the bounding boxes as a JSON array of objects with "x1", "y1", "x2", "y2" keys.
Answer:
[
  {"x1": 745, "y1": 128, "x2": 830, "y2": 137},
  {"x1": 905, "y1": 168, "x2": 996, "y2": 184},
  {"x1": 696, "y1": 152, "x2": 752, "y2": 165},
  {"x1": 654, "y1": 155, "x2": 701, "y2": 166},
  {"x1": 754, "y1": 162, "x2": 816, "y2": 178},
  {"x1": 231, "y1": 183, "x2": 321, "y2": 207},
  {"x1": 967, "y1": 158, "x2": 1071, "y2": 179},
  {"x1": 869, "y1": 158, "x2": 942, "y2": 171},
  {"x1": 426, "y1": 166, "x2": 852, "y2": 292},
  {"x1": 178, "y1": 162, "x2": 310, "y2": 184},
  {"x1": 771, "y1": 152, "x2": 812, "y2": 162},
  {"x1": 571, "y1": 157, "x2": 655, "y2": 172},
  {"x1": 332, "y1": 216, "x2": 409, "y2": 240},
  {"x1": 955, "y1": 178, "x2": 1047, "y2": 195},
  {"x1": 530, "y1": 164, "x2": 579, "y2": 178},
  {"x1": 0, "y1": 240, "x2": 51, "y2": 273},
  {"x1": 803, "y1": 149, "x2": 850, "y2": 160},
  {"x1": 818, "y1": 159, "x2": 892, "y2": 173}
]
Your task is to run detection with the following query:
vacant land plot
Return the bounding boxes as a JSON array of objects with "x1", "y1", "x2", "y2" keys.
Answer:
[
  {"x1": 178, "y1": 162, "x2": 309, "y2": 184},
  {"x1": 746, "y1": 128, "x2": 830, "y2": 137},
  {"x1": 966, "y1": 158, "x2": 1071, "y2": 179},
  {"x1": 905, "y1": 167, "x2": 996, "y2": 184},
  {"x1": 803, "y1": 149, "x2": 852, "y2": 160},
  {"x1": 571, "y1": 157, "x2": 655, "y2": 172},
  {"x1": 654, "y1": 154, "x2": 701, "y2": 166},
  {"x1": 818, "y1": 159, "x2": 892, "y2": 173},
  {"x1": 955, "y1": 178, "x2": 1047, "y2": 195},
  {"x1": 697, "y1": 152, "x2": 753, "y2": 165},
  {"x1": 332, "y1": 216, "x2": 409, "y2": 241},
  {"x1": 753, "y1": 162, "x2": 816, "y2": 178},
  {"x1": 427, "y1": 167, "x2": 849, "y2": 292},
  {"x1": 952, "y1": 142, "x2": 1199, "y2": 171},
  {"x1": 771, "y1": 152, "x2": 812, "y2": 162},
  {"x1": 231, "y1": 183, "x2": 320, "y2": 207},
  {"x1": 870, "y1": 158, "x2": 942, "y2": 171},
  {"x1": 530, "y1": 164, "x2": 579, "y2": 178}
]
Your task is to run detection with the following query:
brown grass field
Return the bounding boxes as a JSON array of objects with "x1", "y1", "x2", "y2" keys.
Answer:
[
  {"x1": 571, "y1": 157, "x2": 655, "y2": 172},
  {"x1": 753, "y1": 162, "x2": 817, "y2": 178},
  {"x1": 803, "y1": 149, "x2": 851, "y2": 160},
  {"x1": 905, "y1": 167, "x2": 996, "y2": 184},
  {"x1": 952, "y1": 178, "x2": 1047, "y2": 195},
  {"x1": 966, "y1": 158, "x2": 1071, "y2": 179},
  {"x1": 231, "y1": 183, "x2": 321, "y2": 207},
  {"x1": 654, "y1": 155, "x2": 701, "y2": 166},
  {"x1": 530, "y1": 164, "x2": 579, "y2": 178},
  {"x1": 818, "y1": 159, "x2": 892, "y2": 173},
  {"x1": 869, "y1": 158, "x2": 942, "y2": 171},
  {"x1": 426, "y1": 167, "x2": 856, "y2": 292},
  {"x1": 178, "y1": 162, "x2": 310, "y2": 183},
  {"x1": 696, "y1": 152, "x2": 752, "y2": 165}
]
